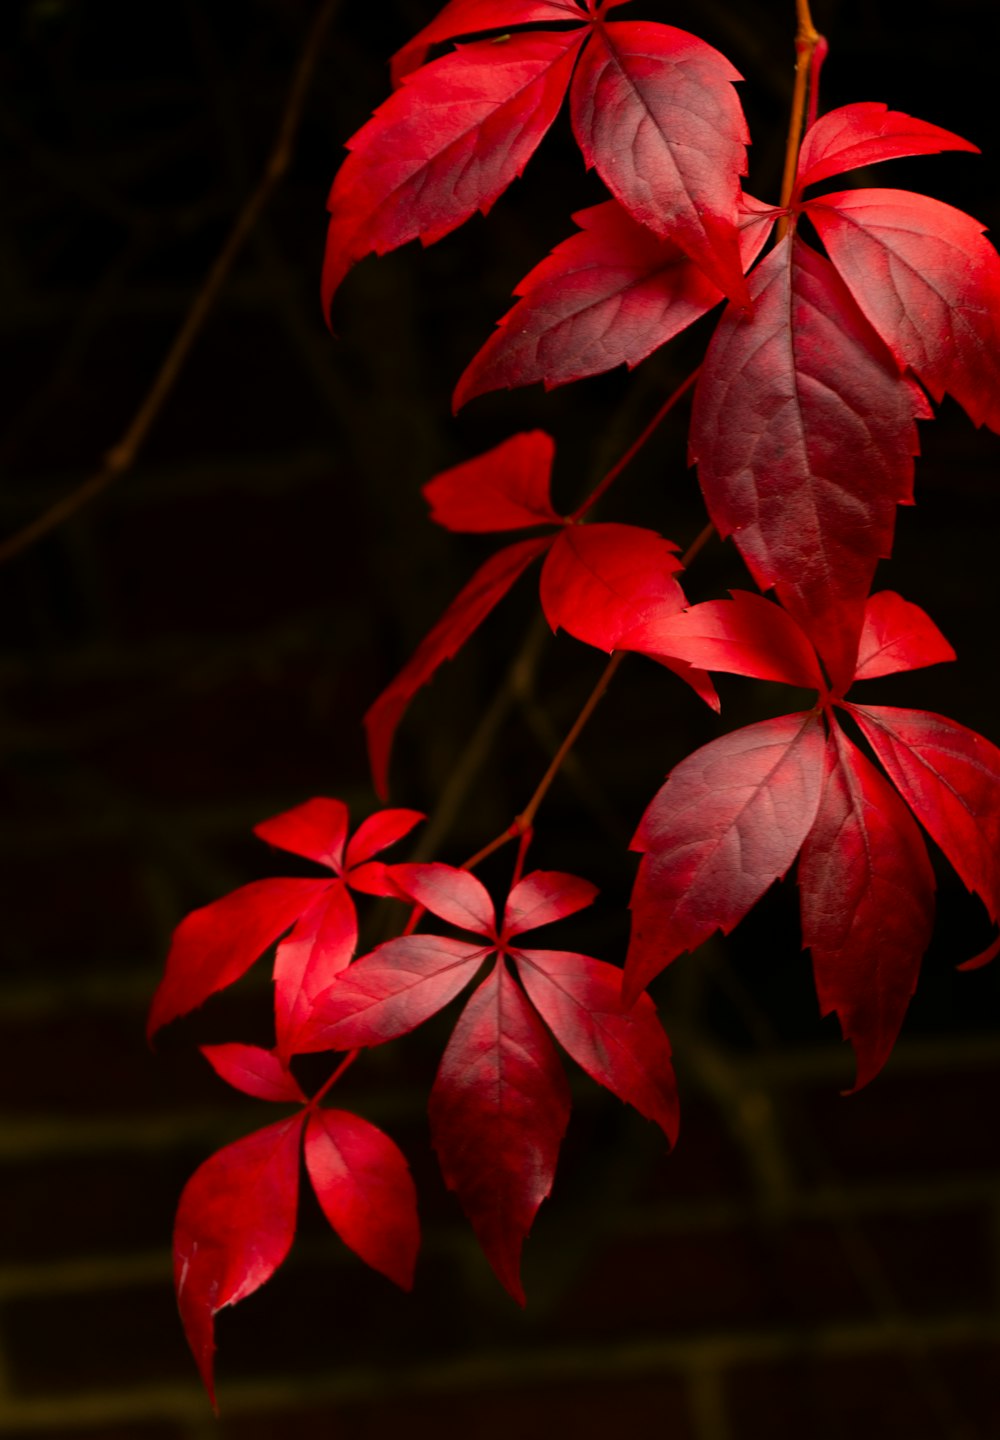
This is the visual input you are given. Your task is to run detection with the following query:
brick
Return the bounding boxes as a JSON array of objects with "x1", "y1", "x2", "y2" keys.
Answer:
[
  {"x1": 5, "y1": 1284, "x2": 192, "y2": 1394},
  {"x1": 726, "y1": 1351, "x2": 980, "y2": 1440},
  {"x1": 219, "y1": 1375, "x2": 696, "y2": 1440},
  {"x1": 0, "y1": 1150, "x2": 189, "y2": 1262},
  {"x1": 0, "y1": 1427, "x2": 183, "y2": 1440},
  {"x1": 798, "y1": 1067, "x2": 1000, "y2": 1182}
]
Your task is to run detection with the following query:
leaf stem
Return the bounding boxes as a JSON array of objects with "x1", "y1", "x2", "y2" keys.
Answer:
[
  {"x1": 0, "y1": 0, "x2": 340, "y2": 566},
  {"x1": 776, "y1": 0, "x2": 825, "y2": 239},
  {"x1": 309, "y1": 1048, "x2": 360, "y2": 1108},
  {"x1": 569, "y1": 366, "x2": 702, "y2": 522}
]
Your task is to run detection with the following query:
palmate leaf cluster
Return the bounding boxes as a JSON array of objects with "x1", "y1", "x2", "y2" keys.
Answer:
[{"x1": 148, "y1": 0, "x2": 1000, "y2": 1402}]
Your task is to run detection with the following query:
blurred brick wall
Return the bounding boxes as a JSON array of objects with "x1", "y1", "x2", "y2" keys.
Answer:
[{"x1": 1, "y1": 1, "x2": 999, "y2": 1436}]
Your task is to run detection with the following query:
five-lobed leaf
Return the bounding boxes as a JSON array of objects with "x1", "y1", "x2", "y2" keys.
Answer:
[
  {"x1": 807, "y1": 190, "x2": 1000, "y2": 433},
  {"x1": 848, "y1": 705, "x2": 1000, "y2": 926},
  {"x1": 423, "y1": 430, "x2": 559, "y2": 531},
  {"x1": 304, "y1": 1108, "x2": 420, "y2": 1290},
  {"x1": 323, "y1": 29, "x2": 586, "y2": 319},
  {"x1": 853, "y1": 591, "x2": 955, "y2": 682},
  {"x1": 798, "y1": 728, "x2": 935, "y2": 1091},
  {"x1": 514, "y1": 947, "x2": 678, "y2": 1139},
  {"x1": 429, "y1": 959, "x2": 572, "y2": 1302},
  {"x1": 174, "y1": 1116, "x2": 304, "y2": 1406},
  {"x1": 569, "y1": 21, "x2": 750, "y2": 306},
  {"x1": 690, "y1": 233, "x2": 929, "y2": 692},
  {"x1": 795, "y1": 102, "x2": 979, "y2": 194},
  {"x1": 626, "y1": 711, "x2": 827, "y2": 1003}
]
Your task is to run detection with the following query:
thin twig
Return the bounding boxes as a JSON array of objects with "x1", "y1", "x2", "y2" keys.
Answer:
[
  {"x1": 0, "y1": 0, "x2": 340, "y2": 567},
  {"x1": 776, "y1": 0, "x2": 825, "y2": 239}
]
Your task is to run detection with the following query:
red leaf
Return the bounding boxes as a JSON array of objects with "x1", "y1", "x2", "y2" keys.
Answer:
[
  {"x1": 514, "y1": 948, "x2": 678, "y2": 1140},
  {"x1": 570, "y1": 21, "x2": 749, "y2": 307},
  {"x1": 798, "y1": 728, "x2": 934, "y2": 1091},
  {"x1": 345, "y1": 808, "x2": 425, "y2": 868},
  {"x1": 253, "y1": 797, "x2": 348, "y2": 872},
  {"x1": 454, "y1": 199, "x2": 772, "y2": 404},
  {"x1": 625, "y1": 712, "x2": 827, "y2": 1002},
  {"x1": 148, "y1": 878, "x2": 331, "y2": 1041},
  {"x1": 853, "y1": 591, "x2": 955, "y2": 682},
  {"x1": 807, "y1": 190, "x2": 1000, "y2": 432},
  {"x1": 423, "y1": 431, "x2": 560, "y2": 531},
  {"x1": 690, "y1": 233, "x2": 928, "y2": 691},
  {"x1": 796, "y1": 103, "x2": 978, "y2": 193},
  {"x1": 621, "y1": 590, "x2": 825, "y2": 691},
  {"x1": 848, "y1": 705, "x2": 1000, "y2": 924},
  {"x1": 304, "y1": 1109, "x2": 419, "y2": 1289},
  {"x1": 539, "y1": 523, "x2": 686, "y2": 652},
  {"x1": 364, "y1": 535, "x2": 551, "y2": 799},
  {"x1": 389, "y1": 862, "x2": 496, "y2": 934},
  {"x1": 199, "y1": 1044, "x2": 307, "y2": 1104},
  {"x1": 297, "y1": 934, "x2": 491, "y2": 1052},
  {"x1": 390, "y1": 0, "x2": 586, "y2": 86},
  {"x1": 323, "y1": 29, "x2": 585, "y2": 317},
  {"x1": 428, "y1": 961, "x2": 571, "y2": 1302},
  {"x1": 273, "y1": 881, "x2": 357, "y2": 1060},
  {"x1": 502, "y1": 869, "x2": 598, "y2": 936},
  {"x1": 174, "y1": 1116, "x2": 304, "y2": 1405}
]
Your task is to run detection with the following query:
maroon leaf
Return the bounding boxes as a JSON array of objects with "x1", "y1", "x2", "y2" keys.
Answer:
[
  {"x1": 626, "y1": 712, "x2": 827, "y2": 1002},
  {"x1": 323, "y1": 29, "x2": 586, "y2": 317},
  {"x1": 514, "y1": 948, "x2": 678, "y2": 1139},
  {"x1": 199, "y1": 1044, "x2": 307, "y2": 1104},
  {"x1": 539, "y1": 523, "x2": 686, "y2": 652},
  {"x1": 423, "y1": 431, "x2": 560, "y2": 532},
  {"x1": 798, "y1": 728, "x2": 935, "y2": 1091},
  {"x1": 429, "y1": 960, "x2": 571, "y2": 1302},
  {"x1": 621, "y1": 590, "x2": 825, "y2": 690},
  {"x1": 454, "y1": 199, "x2": 772, "y2": 404},
  {"x1": 570, "y1": 21, "x2": 749, "y2": 306},
  {"x1": 808, "y1": 189, "x2": 1000, "y2": 432},
  {"x1": 852, "y1": 591, "x2": 955, "y2": 682},
  {"x1": 502, "y1": 869, "x2": 598, "y2": 936},
  {"x1": 148, "y1": 878, "x2": 331, "y2": 1041},
  {"x1": 364, "y1": 535, "x2": 551, "y2": 798},
  {"x1": 273, "y1": 881, "x2": 357, "y2": 1060},
  {"x1": 848, "y1": 705, "x2": 1000, "y2": 925},
  {"x1": 796, "y1": 103, "x2": 978, "y2": 193},
  {"x1": 690, "y1": 233, "x2": 929, "y2": 691},
  {"x1": 253, "y1": 797, "x2": 348, "y2": 872},
  {"x1": 297, "y1": 935, "x2": 491, "y2": 1052},
  {"x1": 304, "y1": 1108, "x2": 420, "y2": 1289},
  {"x1": 174, "y1": 1116, "x2": 304, "y2": 1405},
  {"x1": 390, "y1": 0, "x2": 587, "y2": 86}
]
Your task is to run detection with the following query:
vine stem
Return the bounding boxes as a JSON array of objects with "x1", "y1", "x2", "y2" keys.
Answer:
[
  {"x1": 454, "y1": 517, "x2": 718, "y2": 881},
  {"x1": 309, "y1": 1048, "x2": 360, "y2": 1107},
  {"x1": 569, "y1": 367, "x2": 701, "y2": 522},
  {"x1": 0, "y1": 0, "x2": 340, "y2": 567},
  {"x1": 776, "y1": 0, "x2": 826, "y2": 240}
]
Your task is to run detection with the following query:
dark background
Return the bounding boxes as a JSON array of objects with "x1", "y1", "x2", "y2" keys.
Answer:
[{"x1": 1, "y1": 1, "x2": 999, "y2": 1436}]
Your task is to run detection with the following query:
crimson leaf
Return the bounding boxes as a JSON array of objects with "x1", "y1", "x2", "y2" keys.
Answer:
[
  {"x1": 454, "y1": 198, "x2": 772, "y2": 405},
  {"x1": 807, "y1": 189, "x2": 1000, "y2": 432},
  {"x1": 798, "y1": 728, "x2": 935, "y2": 1091},
  {"x1": 690, "y1": 233, "x2": 929, "y2": 691},
  {"x1": 304, "y1": 1108, "x2": 419, "y2": 1290},
  {"x1": 626, "y1": 711, "x2": 827, "y2": 1002},
  {"x1": 174, "y1": 1116, "x2": 304, "y2": 1405},
  {"x1": 796, "y1": 102, "x2": 978, "y2": 193},
  {"x1": 569, "y1": 21, "x2": 749, "y2": 306},
  {"x1": 323, "y1": 29, "x2": 585, "y2": 317},
  {"x1": 429, "y1": 959, "x2": 571, "y2": 1302},
  {"x1": 513, "y1": 947, "x2": 678, "y2": 1139}
]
